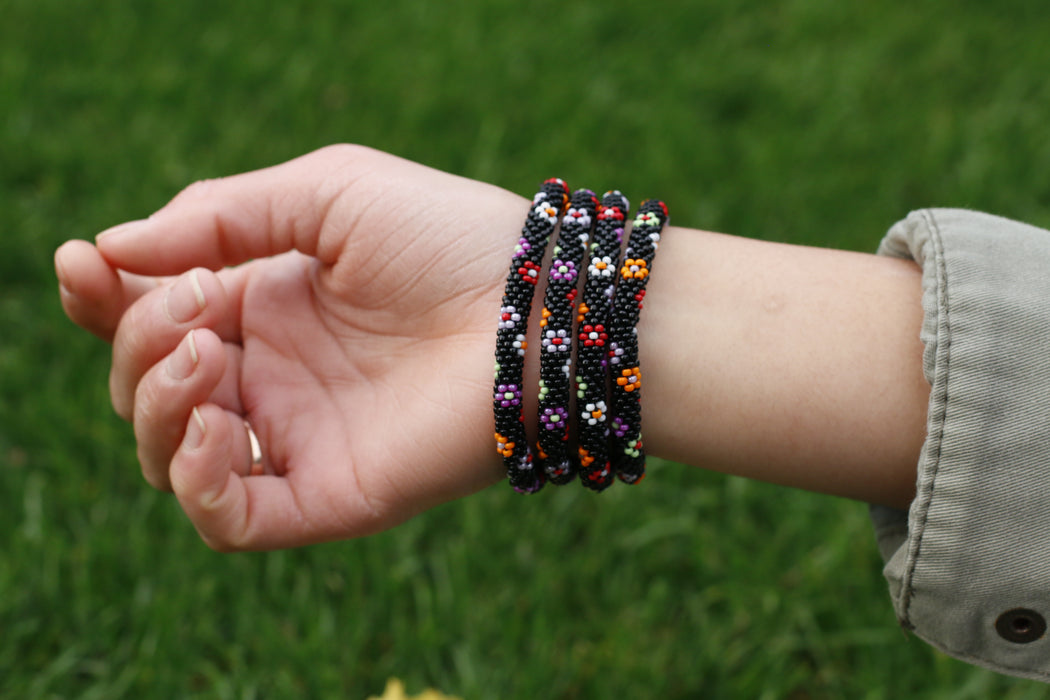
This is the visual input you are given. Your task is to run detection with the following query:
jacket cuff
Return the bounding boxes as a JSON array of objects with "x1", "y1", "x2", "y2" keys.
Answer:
[{"x1": 874, "y1": 208, "x2": 1050, "y2": 682}]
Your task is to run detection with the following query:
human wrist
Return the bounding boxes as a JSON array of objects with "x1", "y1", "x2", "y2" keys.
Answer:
[{"x1": 636, "y1": 226, "x2": 926, "y2": 507}]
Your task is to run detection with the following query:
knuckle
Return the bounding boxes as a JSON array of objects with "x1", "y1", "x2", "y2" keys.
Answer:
[
  {"x1": 200, "y1": 532, "x2": 238, "y2": 553},
  {"x1": 172, "y1": 178, "x2": 225, "y2": 205},
  {"x1": 137, "y1": 447, "x2": 173, "y2": 492},
  {"x1": 200, "y1": 525, "x2": 249, "y2": 553},
  {"x1": 132, "y1": 375, "x2": 164, "y2": 433},
  {"x1": 113, "y1": 286, "x2": 163, "y2": 358},
  {"x1": 109, "y1": 367, "x2": 133, "y2": 421},
  {"x1": 191, "y1": 484, "x2": 253, "y2": 554},
  {"x1": 317, "y1": 142, "x2": 370, "y2": 161},
  {"x1": 315, "y1": 144, "x2": 386, "y2": 187},
  {"x1": 141, "y1": 470, "x2": 173, "y2": 494}
]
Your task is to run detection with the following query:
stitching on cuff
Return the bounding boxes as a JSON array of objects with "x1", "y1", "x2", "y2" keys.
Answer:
[{"x1": 897, "y1": 209, "x2": 952, "y2": 628}]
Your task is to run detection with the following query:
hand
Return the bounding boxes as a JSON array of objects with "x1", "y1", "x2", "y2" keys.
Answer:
[{"x1": 55, "y1": 145, "x2": 530, "y2": 550}]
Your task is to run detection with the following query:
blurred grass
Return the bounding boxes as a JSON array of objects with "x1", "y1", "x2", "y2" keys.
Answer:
[{"x1": 4, "y1": 0, "x2": 1050, "y2": 697}]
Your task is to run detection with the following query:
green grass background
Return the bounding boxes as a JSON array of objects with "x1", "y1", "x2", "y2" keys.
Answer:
[{"x1": 4, "y1": 1, "x2": 1050, "y2": 697}]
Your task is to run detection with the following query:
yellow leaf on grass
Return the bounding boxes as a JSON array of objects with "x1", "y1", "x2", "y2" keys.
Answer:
[{"x1": 368, "y1": 677, "x2": 463, "y2": 700}]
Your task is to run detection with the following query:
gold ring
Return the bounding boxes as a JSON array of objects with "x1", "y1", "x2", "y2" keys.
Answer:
[{"x1": 244, "y1": 420, "x2": 264, "y2": 476}]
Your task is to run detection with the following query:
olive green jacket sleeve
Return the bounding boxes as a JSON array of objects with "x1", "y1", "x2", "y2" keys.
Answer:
[{"x1": 873, "y1": 208, "x2": 1050, "y2": 683}]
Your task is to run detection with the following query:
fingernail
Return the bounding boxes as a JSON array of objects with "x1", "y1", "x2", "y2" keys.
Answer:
[
  {"x1": 96, "y1": 219, "x2": 148, "y2": 243},
  {"x1": 165, "y1": 269, "x2": 206, "y2": 323},
  {"x1": 167, "y1": 330, "x2": 200, "y2": 380},
  {"x1": 184, "y1": 407, "x2": 206, "y2": 449}
]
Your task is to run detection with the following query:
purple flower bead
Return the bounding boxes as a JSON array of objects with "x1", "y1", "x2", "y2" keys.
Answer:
[
  {"x1": 550, "y1": 259, "x2": 577, "y2": 283},
  {"x1": 540, "y1": 406, "x2": 568, "y2": 430},
  {"x1": 496, "y1": 383, "x2": 522, "y2": 408}
]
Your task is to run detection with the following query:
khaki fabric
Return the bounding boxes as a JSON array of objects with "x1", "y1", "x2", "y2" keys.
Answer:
[{"x1": 874, "y1": 209, "x2": 1050, "y2": 682}]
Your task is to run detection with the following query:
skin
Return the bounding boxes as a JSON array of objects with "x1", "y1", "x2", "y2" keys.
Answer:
[{"x1": 54, "y1": 144, "x2": 929, "y2": 552}]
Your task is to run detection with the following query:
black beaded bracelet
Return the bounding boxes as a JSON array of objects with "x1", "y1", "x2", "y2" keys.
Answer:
[
  {"x1": 575, "y1": 191, "x2": 630, "y2": 490},
  {"x1": 608, "y1": 199, "x2": 668, "y2": 484},
  {"x1": 494, "y1": 178, "x2": 570, "y2": 494},
  {"x1": 535, "y1": 188, "x2": 598, "y2": 484}
]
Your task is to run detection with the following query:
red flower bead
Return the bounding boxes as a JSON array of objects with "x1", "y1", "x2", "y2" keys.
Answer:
[
  {"x1": 518, "y1": 260, "x2": 541, "y2": 285},
  {"x1": 579, "y1": 323, "x2": 608, "y2": 348}
]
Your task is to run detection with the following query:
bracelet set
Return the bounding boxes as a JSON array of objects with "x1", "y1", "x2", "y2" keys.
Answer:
[{"x1": 493, "y1": 179, "x2": 668, "y2": 494}]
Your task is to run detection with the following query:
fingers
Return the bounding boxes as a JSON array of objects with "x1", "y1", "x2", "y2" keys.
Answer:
[
  {"x1": 132, "y1": 328, "x2": 251, "y2": 491},
  {"x1": 110, "y1": 266, "x2": 242, "y2": 420},
  {"x1": 170, "y1": 404, "x2": 318, "y2": 551},
  {"x1": 94, "y1": 143, "x2": 385, "y2": 275},
  {"x1": 133, "y1": 329, "x2": 231, "y2": 490},
  {"x1": 55, "y1": 239, "x2": 165, "y2": 342}
]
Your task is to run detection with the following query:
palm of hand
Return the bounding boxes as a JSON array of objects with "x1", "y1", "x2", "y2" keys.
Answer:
[{"x1": 234, "y1": 248, "x2": 501, "y2": 536}]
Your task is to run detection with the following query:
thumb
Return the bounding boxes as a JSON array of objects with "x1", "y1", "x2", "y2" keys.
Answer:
[{"x1": 95, "y1": 144, "x2": 376, "y2": 275}]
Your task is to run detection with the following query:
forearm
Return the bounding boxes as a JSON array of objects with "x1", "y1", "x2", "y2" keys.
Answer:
[{"x1": 639, "y1": 227, "x2": 928, "y2": 509}]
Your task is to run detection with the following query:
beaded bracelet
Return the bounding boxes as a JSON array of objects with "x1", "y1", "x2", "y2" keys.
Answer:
[
  {"x1": 535, "y1": 188, "x2": 598, "y2": 484},
  {"x1": 575, "y1": 191, "x2": 630, "y2": 490},
  {"x1": 607, "y1": 199, "x2": 668, "y2": 484},
  {"x1": 494, "y1": 178, "x2": 570, "y2": 493}
]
